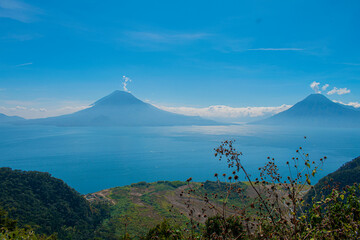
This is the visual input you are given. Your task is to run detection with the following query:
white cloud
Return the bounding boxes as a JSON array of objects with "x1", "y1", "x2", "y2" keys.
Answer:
[
  {"x1": 347, "y1": 102, "x2": 360, "y2": 108},
  {"x1": 333, "y1": 100, "x2": 360, "y2": 108},
  {"x1": 15, "y1": 62, "x2": 32, "y2": 67},
  {"x1": 310, "y1": 81, "x2": 321, "y2": 93},
  {"x1": 0, "y1": 104, "x2": 90, "y2": 119},
  {"x1": 322, "y1": 84, "x2": 329, "y2": 91},
  {"x1": 342, "y1": 63, "x2": 360, "y2": 66},
  {"x1": 2, "y1": 33, "x2": 40, "y2": 41},
  {"x1": 121, "y1": 31, "x2": 211, "y2": 50},
  {"x1": 29, "y1": 107, "x2": 47, "y2": 112},
  {"x1": 122, "y1": 76, "x2": 132, "y2": 92},
  {"x1": 155, "y1": 104, "x2": 291, "y2": 119},
  {"x1": 4, "y1": 100, "x2": 36, "y2": 106},
  {"x1": 56, "y1": 106, "x2": 89, "y2": 112},
  {"x1": 125, "y1": 31, "x2": 210, "y2": 44},
  {"x1": 248, "y1": 48, "x2": 304, "y2": 51},
  {"x1": 0, "y1": 0, "x2": 41, "y2": 22},
  {"x1": 327, "y1": 87, "x2": 351, "y2": 95},
  {"x1": 309, "y1": 82, "x2": 351, "y2": 95},
  {"x1": 0, "y1": 105, "x2": 46, "y2": 113},
  {"x1": 15, "y1": 105, "x2": 26, "y2": 110}
]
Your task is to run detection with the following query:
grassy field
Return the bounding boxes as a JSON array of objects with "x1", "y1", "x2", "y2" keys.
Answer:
[
  {"x1": 85, "y1": 180, "x2": 250, "y2": 238},
  {"x1": 85, "y1": 180, "x2": 310, "y2": 238},
  {"x1": 86, "y1": 181, "x2": 189, "y2": 238}
]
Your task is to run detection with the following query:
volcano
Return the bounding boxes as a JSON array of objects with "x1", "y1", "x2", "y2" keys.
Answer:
[
  {"x1": 26, "y1": 91, "x2": 217, "y2": 127},
  {"x1": 254, "y1": 94, "x2": 360, "y2": 127}
]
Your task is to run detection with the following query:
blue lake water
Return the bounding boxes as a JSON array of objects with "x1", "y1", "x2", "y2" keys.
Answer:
[{"x1": 1, "y1": 124, "x2": 360, "y2": 194}]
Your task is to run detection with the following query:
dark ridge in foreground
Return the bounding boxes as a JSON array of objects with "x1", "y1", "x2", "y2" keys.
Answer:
[
  {"x1": 305, "y1": 155, "x2": 360, "y2": 203},
  {"x1": 0, "y1": 167, "x2": 106, "y2": 239}
]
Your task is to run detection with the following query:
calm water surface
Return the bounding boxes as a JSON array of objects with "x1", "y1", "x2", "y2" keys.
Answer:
[{"x1": 1, "y1": 124, "x2": 359, "y2": 193}]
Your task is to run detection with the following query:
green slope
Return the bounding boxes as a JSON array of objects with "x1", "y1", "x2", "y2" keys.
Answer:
[
  {"x1": 0, "y1": 167, "x2": 107, "y2": 239},
  {"x1": 87, "y1": 180, "x2": 250, "y2": 239},
  {"x1": 0, "y1": 167, "x2": 250, "y2": 239},
  {"x1": 305, "y1": 156, "x2": 360, "y2": 203}
]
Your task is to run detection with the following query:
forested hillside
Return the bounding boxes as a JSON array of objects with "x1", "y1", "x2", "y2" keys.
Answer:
[
  {"x1": 1, "y1": 152, "x2": 360, "y2": 239},
  {"x1": 87, "y1": 180, "x2": 250, "y2": 239},
  {"x1": 0, "y1": 168, "x2": 108, "y2": 239},
  {"x1": 305, "y1": 156, "x2": 360, "y2": 203}
]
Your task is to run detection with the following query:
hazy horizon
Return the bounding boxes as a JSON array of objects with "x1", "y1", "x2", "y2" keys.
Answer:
[
  {"x1": 1, "y1": 0, "x2": 360, "y2": 122},
  {"x1": 1, "y1": 90, "x2": 359, "y2": 125},
  {"x1": 1, "y1": 2, "x2": 360, "y2": 238}
]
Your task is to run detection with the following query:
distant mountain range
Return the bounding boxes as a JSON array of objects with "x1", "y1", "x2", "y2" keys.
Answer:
[
  {"x1": 254, "y1": 94, "x2": 360, "y2": 127},
  {"x1": 23, "y1": 90, "x2": 217, "y2": 127},
  {"x1": 0, "y1": 113, "x2": 24, "y2": 124},
  {"x1": 1, "y1": 92, "x2": 360, "y2": 127}
]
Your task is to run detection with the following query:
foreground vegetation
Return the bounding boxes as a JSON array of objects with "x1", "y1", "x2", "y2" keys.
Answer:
[
  {"x1": 305, "y1": 156, "x2": 360, "y2": 203},
  {"x1": 0, "y1": 168, "x2": 109, "y2": 239},
  {"x1": 1, "y1": 140, "x2": 360, "y2": 239}
]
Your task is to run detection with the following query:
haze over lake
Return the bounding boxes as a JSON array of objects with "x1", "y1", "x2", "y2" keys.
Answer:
[{"x1": 1, "y1": 124, "x2": 359, "y2": 193}]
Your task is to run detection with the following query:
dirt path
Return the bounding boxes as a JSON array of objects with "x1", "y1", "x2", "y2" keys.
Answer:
[{"x1": 85, "y1": 189, "x2": 116, "y2": 205}]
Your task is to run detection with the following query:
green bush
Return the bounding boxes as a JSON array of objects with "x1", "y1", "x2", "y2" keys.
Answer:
[
  {"x1": 204, "y1": 215, "x2": 243, "y2": 239},
  {"x1": 145, "y1": 220, "x2": 182, "y2": 240}
]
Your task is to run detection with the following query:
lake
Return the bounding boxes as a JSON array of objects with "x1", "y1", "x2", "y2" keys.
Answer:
[{"x1": 1, "y1": 124, "x2": 359, "y2": 194}]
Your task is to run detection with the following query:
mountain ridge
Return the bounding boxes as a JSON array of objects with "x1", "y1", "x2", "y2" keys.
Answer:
[
  {"x1": 0, "y1": 113, "x2": 25, "y2": 124},
  {"x1": 23, "y1": 90, "x2": 218, "y2": 127},
  {"x1": 254, "y1": 93, "x2": 360, "y2": 127},
  {"x1": 92, "y1": 90, "x2": 145, "y2": 106},
  {"x1": 2, "y1": 92, "x2": 360, "y2": 127},
  {"x1": 304, "y1": 155, "x2": 360, "y2": 204}
]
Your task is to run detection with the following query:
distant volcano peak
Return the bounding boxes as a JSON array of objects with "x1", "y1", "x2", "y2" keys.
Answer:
[
  {"x1": 302, "y1": 93, "x2": 331, "y2": 103},
  {"x1": 92, "y1": 90, "x2": 144, "y2": 107},
  {"x1": 254, "y1": 93, "x2": 360, "y2": 127},
  {"x1": 24, "y1": 90, "x2": 217, "y2": 126}
]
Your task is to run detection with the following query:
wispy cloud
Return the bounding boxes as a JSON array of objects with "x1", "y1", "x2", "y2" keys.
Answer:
[
  {"x1": 342, "y1": 63, "x2": 360, "y2": 66},
  {"x1": 333, "y1": 100, "x2": 360, "y2": 108},
  {"x1": 15, "y1": 62, "x2": 32, "y2": 67},
  {"x1": 0, "y1": 104, "x2": 90, "y2": 119},
  {"x1": 122, "y1": 31, "x2": 305, "y2": 54},
  {"x1": 121, "y1": 30, "x2": 211, "y2": 50},
  {"x1": 4, "y1": 99, "x2": 36, "y2": 106},
  {"x1": 248, "y1": 48, "x2": 304, "y2": 51},
  {"x1": 0, "y1": 105, "x2": 47, "y2": 113},
  {"x1": 0, "y1": 0, "x2": 41, "y2": 22},
  {"x1": 0, "y1": 98, "x2": 92, "y2": 119},
  {"x1": 212, "y1": 37, "x2": 253, "y2": 53},
  {"x1": 327, "y1": 87, "x2": 351, "y2": 95},
  {"x1": 125, "y1": 31, "x2": 210, "y2": 43},
  {"x1": 55, "y1": 105, "x2": 90, "y2": 112},
  {"x1": 155, "y1": 104, "x2": 291, "y2": 119},
  {"x1": 2, "y1": 33, "x2": 41, "y2": 41}
]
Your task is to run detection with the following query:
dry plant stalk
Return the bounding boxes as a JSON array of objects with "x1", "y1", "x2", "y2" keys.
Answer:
[{"x1": 182, "y1": 138, "x2": 326, "y2": 239}]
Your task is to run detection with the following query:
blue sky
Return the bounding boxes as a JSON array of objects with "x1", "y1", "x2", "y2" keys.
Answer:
[{"x1": 0, "y1": 0, "x2": 360, "y2": 120}]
